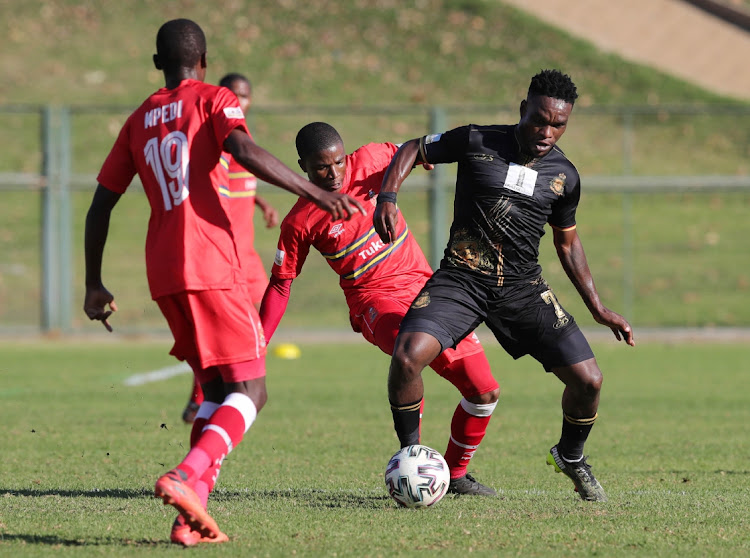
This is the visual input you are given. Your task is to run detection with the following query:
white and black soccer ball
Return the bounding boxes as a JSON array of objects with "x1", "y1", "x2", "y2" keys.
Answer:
[{"x1": 384, "y1": 445, "x2": 450, "y2": 508}]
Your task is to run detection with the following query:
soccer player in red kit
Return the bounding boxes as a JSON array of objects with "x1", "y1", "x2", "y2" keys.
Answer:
[
  {"x1": 181, "y1": 72, "x2": 279, "y2": 424},
  {"x1": 260, "y1": 122, "x2": 500, "y2": 495},
  {"x1": 83, "y1": 21, "x2": 363, "y2": 546}
]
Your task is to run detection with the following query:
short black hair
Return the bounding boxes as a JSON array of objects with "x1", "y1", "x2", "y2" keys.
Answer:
[
  {"x1": 528, "y1": 69, "x2": 578, "y2": 105},
  {"x1": 219, "y1": 72, "x2": 251, "y2": 92},
  {"x1": 155, "y1": 19, "x2": 206, "y2": 72},
  {"x1": 296, "y1": 122, "x2": 344, "y2": 161}
]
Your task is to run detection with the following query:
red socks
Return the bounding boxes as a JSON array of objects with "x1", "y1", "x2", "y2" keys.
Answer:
[{"x1": 443, "y1": 398, "x2": 497, "y2": 479}]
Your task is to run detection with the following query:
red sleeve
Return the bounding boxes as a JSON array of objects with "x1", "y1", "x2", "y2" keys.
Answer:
[
  {"x1": 97, "y1": 115, "x2": 137, "y2": 194},
  {"x1": 210, "y1": 87, "x2": 250, "y2": 147},
  {"x1": 271, "y1": 207, "x2": 313, "y2": 280},
  {"x1": 259, "y1": 276, "x2": 293, "y2": 342}
]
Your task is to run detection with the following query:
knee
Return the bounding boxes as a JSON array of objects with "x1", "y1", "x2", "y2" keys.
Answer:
[
  {"x1": 391, "y1": 344, "x2": 426, "y2": 380},
  {"x1": 576, "y1": 367, "x2": 602, "y2": 397},
  {"x1": 467, "y1": 387, "x2": 500, "y2": 405}
]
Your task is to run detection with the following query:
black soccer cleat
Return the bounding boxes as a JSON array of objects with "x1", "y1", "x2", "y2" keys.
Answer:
[
  {"x1": 547, "y1": 444, "x2": 607, "y2": 502},
  {"x1": 447, "y1": 473, "x2": 497, "y2": 496}
]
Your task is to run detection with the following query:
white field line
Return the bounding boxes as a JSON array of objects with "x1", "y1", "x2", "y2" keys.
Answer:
[{"x1": 123, "y1": 362, "x2": 191, "y2": 386}]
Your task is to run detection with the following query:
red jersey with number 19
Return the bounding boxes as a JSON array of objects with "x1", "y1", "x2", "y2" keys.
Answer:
[
  {"x1": 272, "y1": 142, "x2": 432, "y2": 310},
  {"x1": 97, "y1": 79, "x2": 250, "y2": 299}
]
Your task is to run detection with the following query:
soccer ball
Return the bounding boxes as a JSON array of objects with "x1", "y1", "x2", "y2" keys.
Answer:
[{"x1": 384, "y1": 445, "x2": 450, "y2": 508}]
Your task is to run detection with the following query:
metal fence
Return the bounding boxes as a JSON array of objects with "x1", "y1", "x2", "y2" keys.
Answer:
[{"x1": 1, "y1": 103, "x2": 749, "y2": 333}]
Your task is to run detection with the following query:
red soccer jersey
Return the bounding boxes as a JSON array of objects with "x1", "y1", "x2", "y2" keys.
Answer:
[
  {"x1": 219, "y1": 153, "x2": 261, "y2": 281},
  {"x1": 97, "y1": 79, "x2": 250, "y2": 298},
  {"x1": 272, "y1": 142, "x2": 432, "y2": 310}
]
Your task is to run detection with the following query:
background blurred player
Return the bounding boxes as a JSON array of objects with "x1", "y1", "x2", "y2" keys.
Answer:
[
  {"x1": 83, "y1": 19, "x2": 363, "y2": 545},
  {"x1": 374, "y1": 69, "x2": 634, "y2": 502},
  {"x1": 259, "y1": 122, "x2": 500, "y2": 495},
  {"x1": 181, "y1": 72, "x2": 280, "y2": 424}
]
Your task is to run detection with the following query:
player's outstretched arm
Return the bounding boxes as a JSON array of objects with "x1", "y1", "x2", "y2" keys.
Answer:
[
  {"x1": 83, "y1": 185, "x2": 121, "y2": 332},
  {"x1": 224, "y1": 130, "x2": 364, "y2": 221},
  {"x1": 552, "y1": 226, "x2": 635, "y2": 346},
  {"x1": 259, "y1": 276, "x2": 293, "y2": 342},
  {"x1": 374, "y1": 138, "x2": 422, "y2": 244}
]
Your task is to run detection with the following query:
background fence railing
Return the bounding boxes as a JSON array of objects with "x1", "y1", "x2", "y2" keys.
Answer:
[{"x1": 1, "y1": 103, "x2": 749, "y2": 333}]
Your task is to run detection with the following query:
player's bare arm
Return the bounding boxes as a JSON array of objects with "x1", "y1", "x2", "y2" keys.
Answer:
[
  {"x1": 83, "y1": 185, "x2": 121, "y2": 332},
  {"x1": 552, "y1": 226, "x2": 635, "y2": 346},
  {"x1": 374, "y1": 138, "x2": 425, "y2": 243},
  {"x1": 224, "y1": 129, "x2": 365, "y2": 221}
]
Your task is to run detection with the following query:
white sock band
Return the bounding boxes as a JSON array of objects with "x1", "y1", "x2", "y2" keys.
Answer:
[
  {"x1": 460, "y1": 398, "x2": 497, "y2": 418},
  {"x1": 195, "y1": 401, "x2": 220, "y2": 421},
  {"x1": 222, "y1": 392, "x2": 258, "y2": 434}
]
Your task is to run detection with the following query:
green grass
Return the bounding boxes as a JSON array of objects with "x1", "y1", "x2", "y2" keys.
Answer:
[{"x1": 1, "y1": 339, "x2": 749, "y2": 556}]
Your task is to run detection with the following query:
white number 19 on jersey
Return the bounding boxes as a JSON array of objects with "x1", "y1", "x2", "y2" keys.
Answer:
[{"x1": 144, "y1": 131, "x2": 190, "y2": 211}]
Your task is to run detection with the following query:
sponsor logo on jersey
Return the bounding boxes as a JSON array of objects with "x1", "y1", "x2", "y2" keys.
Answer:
[
  {"x1": 411, "y1": 291, "x2": 430, "y2": 309},
  {"x1": 223, "y1": 106, "x2": 245, "y2": 119},
  {"x1": 367, "y1": 306, "x2": 378, "y2": 324},
  {"x1": 329, "y1": 223, "x2": 345, "y2": 238},
  {"x1": 424, "y1": 133, "x2": 442, "y2": 144},
  {"x1": 358, "y1": 239, "x2": 385, "y2": 259},
  {"x1": 472, "y1": 154, "x2": 494, "y2": 161},
  {"x1": 274, "y1": 249, "x2": 285, "y2": 266},
  {"x1": 549, "y1": 173, "x2": 566, "y2": 196},
  {"x1": 503, "y1": 163, "x2": 538, "y2": 197}
]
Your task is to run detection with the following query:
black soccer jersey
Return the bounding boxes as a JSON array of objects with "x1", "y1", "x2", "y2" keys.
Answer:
[{"x1": 421, "y1": 124, "x2": 581, "y2": 286}]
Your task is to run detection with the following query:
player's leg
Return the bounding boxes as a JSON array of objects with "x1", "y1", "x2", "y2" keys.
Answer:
[
  {"x1": 391, "y1": 272, "x2": 487, "y2": 449},
  {"x1": 155, "y1": 286, "x2": 266, "y2": 539},
  {"x1": 153, "y1": 294, "x2": 225, "y2": 540},
  {"x1": 429, "y1": 336, "x2": 499, "y2": 495},
  {"x1": 546, "y1": 354, "x2": 607, "y2": 501},
  {"x1": 389, "y1": 330, "x2": 442, "y2": 447},
  {"x1": 491, "y1": 279, "x2": 606, "y2": 501},
  {"x1": 181, "y1": 376, "x2": 204, "y2": 424}
]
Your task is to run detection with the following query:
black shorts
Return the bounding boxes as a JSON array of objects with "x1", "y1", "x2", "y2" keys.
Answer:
[{"x1": 399, "y1": 269, "x2": 594, "y2": 372}]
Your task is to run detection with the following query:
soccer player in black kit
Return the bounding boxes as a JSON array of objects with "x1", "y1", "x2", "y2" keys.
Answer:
[{"x1": 373, "y1": 69, "x2": 635, "y2": 502}]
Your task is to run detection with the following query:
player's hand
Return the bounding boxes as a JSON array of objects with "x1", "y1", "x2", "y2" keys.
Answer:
[
  {"x1": 593, "y1": 308, "x2": 635, "y2": 347},
  {"x1": 373, "y1": 200, "x2": 399, "y2": 244},
  {"x1": 83, "y1": 284, "x2": 118, "y2": 332},
  {"x1": 262, "y1": 205, "x2": 279, "y2": 228},
  {"x1": 314, "y1": 190, "x2": 366, "y2": 221}
]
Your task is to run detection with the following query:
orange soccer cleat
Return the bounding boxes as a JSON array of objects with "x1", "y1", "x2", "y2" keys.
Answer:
[
  {"x1": 154, "y1": 469, "x2": 223, "y2": 540},
  {"x1": 170, "y1": 514, "x2": 229, "y2": 546}
]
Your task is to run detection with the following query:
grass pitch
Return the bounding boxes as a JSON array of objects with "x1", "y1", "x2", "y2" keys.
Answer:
[{"x1": 1, "y1": 338, "x2": 749, "y2": 556}]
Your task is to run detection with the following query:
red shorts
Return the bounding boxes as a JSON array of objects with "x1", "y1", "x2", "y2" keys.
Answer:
[
  {"x1": 156, "y1": 284, "x2": 267, "y2": 370},
  {"x1": 349, "y1": 293, "x2": 485, "y2": 365},
  {"x1": 242, "y1": 249, "x2": 269, "y2": 305}
]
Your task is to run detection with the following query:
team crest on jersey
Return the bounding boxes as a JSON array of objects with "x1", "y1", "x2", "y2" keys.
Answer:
[
  {"x1": 368, "y1": 189, "x2": 378, "y2": 207},
  {"x1": 329, "y1": 223, "x2": 345, "y2": 238},
  {"x1": 549, "y1": 173, "x2": 566, "y2": 196},
  {"x1": 274, "y1": 249, "x2": 285, "y2": 266},
  {"x1": 411, "y1": 291, "x2": 431, "y2": 309}
]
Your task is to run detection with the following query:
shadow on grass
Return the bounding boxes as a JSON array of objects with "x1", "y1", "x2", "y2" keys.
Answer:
[
  {"x1": 0, "y1": 533, "x2": 168, "y2": 547},
  {"x1": 0, "y1": 487, "x2": 153, "y2": 499},
  {"x1": 0, "y1": 486, "x2": 392, "y2": 509},
  {"x1": 207, "y1": 488, "x2": 392, "y2": 509}
]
